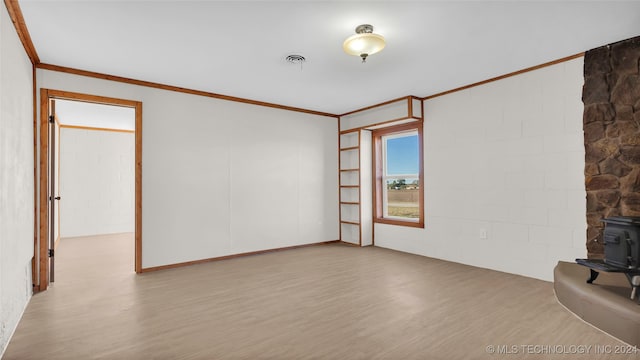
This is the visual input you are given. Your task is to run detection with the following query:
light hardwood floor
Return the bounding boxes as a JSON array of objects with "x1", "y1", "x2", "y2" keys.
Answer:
[{"x1": 4, "y1": 234, "x2": 637, "y2": 359}]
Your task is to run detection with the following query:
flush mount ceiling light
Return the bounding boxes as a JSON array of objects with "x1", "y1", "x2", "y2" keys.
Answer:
[{"x1": 343, "y1": 24, "x2": 386, "y2": 63}]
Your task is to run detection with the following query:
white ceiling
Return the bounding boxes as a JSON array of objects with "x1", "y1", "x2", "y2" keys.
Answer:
[
  {"x1": 20, "y1": 1, "x2": 640, "y2": 115},
  {"x1": 55, "y1": 99, "x2": 135, "y2": 130}
]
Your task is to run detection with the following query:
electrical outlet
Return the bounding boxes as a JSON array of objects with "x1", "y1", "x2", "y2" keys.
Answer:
[{"x1": 480, "y1": 228, "x2": 488, "y2": 239}]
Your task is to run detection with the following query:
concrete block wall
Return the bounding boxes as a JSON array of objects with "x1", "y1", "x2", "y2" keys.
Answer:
[
  {"x1": 375, "y1": 57, "x2": 587, "y2": 281},
  {"x1": 59, "y1": 128, "x2": 135, "y2": 238}
]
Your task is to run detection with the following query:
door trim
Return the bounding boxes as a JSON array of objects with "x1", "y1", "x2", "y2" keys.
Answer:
[{"x1": 38, "y1": 89, "x2": 143, "y2": 291}]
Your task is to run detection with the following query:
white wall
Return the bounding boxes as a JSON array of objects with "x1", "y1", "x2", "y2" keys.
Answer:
[
  {"x1": 37, "y1": 70, "x2": 339, "y2": 268},
  {"x1": 375, "y1": 58, "x2": 587, "y2": 281},
  {"x1": 59, "y1": 128, "x2": 135, "y2": 238},
  {"x1": 360, "y1": 130, "x2": 373, "y2": 246},
  {"x1": 0, "y1": 4, "x2": 34, "y2": 356}
]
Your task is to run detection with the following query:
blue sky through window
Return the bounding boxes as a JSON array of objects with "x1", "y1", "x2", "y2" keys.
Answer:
[{"x1": 386, "y1": 134, "x2": 418, "y2": 175}]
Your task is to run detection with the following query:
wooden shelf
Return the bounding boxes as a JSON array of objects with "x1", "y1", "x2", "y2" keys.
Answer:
[
  {"x1": 340, "y1": 220, "x2": 359, "y2": 225},
  {"x1": 339, "y1": 130, "x2": 362, "y2": 246},
  {"x1": 340, "y1": 129, "x2": 360, "y2": 135}
]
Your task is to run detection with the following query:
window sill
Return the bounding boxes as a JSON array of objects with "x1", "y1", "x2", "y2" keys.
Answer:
[{"x1": 374, "y1": 218, "x2": 424, "y2": 228}]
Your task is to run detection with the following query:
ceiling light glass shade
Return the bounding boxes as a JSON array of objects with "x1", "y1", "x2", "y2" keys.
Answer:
[
  {"x1": 343, "y1": 24, "x2": 385, "y2": 62},
  {"x1": 343, "y1": 33, "x2": 386, "y2": 56}
]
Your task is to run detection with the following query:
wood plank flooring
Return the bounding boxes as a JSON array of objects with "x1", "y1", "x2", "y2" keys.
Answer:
[{"x1": 4, "y1": 234, "x2": 637, "y2": 359}]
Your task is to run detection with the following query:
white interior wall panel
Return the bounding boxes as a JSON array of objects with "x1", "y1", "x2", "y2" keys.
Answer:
[
  {"x1": 59, "y1": 128, "x2": 135, "y2": 238},
  {"x1": 37, "y1": 69, "x2": 339, "y2": 268},
  {"x1": 359, "y1": 130, "x2": 373, "y2": 247},
  {"x1": 0, "y1": 4, "x2": 34, "y2": 356}
]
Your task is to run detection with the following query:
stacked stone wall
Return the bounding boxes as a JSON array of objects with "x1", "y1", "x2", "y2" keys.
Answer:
[{"x1": 583, "y1": 36, "x2": 640, "y2": 257}]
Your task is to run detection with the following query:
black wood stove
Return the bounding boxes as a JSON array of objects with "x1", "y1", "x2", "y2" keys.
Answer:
[{"x1": 576, "y1": 216, "x2": 640, "y2": 304}]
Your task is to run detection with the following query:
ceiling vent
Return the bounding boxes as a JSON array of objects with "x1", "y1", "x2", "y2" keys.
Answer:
[{"x1": 285, "y1": 54, "x2": 306, "y2": 70}]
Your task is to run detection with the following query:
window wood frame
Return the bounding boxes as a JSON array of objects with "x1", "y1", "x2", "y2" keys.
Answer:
[{"x1": 372, "y1": 122, "x2": 424, "y2": 228}]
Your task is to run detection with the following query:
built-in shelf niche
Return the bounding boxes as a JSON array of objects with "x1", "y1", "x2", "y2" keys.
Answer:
[
  {"x1": 338, "y1": 130, "x2": 372, "y2": 246},
  {"x1": 338, "y1": 95, "x2": 423, "y2": 247}
]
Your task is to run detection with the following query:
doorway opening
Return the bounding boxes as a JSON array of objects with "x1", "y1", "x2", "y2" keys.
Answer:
[{"x1": 38, "y1": 89, "x2": 142, "y2": 292}]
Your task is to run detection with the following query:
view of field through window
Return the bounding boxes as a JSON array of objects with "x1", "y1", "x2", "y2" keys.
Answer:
[
  {"x1": 384, "y1": 133, "x2": 419, "y2": 219},
  {"x1": 386, "y1": 178, "x2": 420, "y2": 218}
]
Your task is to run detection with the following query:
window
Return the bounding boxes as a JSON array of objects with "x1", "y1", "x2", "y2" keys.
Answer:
[{"x1": 373, "y1": 123, "x2": 424, "y2": 228}]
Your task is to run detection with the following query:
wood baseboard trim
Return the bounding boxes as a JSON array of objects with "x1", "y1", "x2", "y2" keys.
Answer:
[
  {"x1": 338, "y1": 241, "x2": 361, "y2": 247},
  {"x1": 139, "y1": 240, "x2": 341, "y2": 273},
  {"x1": 58, "y1": 232, "x2": 135, "y2": 241}
]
